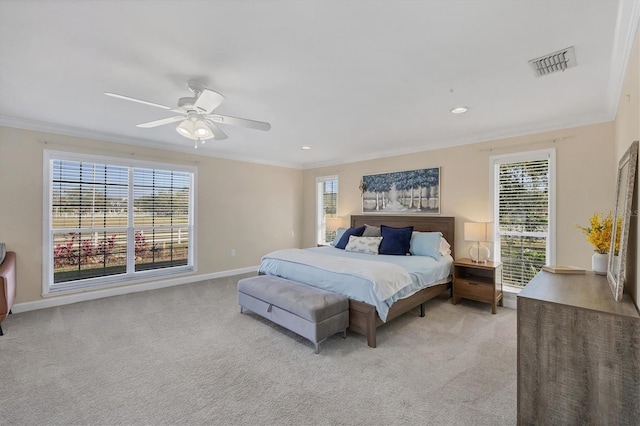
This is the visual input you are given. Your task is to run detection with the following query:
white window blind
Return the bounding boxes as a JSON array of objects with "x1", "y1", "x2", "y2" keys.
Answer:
[
  {"x1": 316, "y1": 176, "x2": 338, "y2": 245},
  {"x1": 492, "y1": 150, "x2": 555, "y2": 287},
  {"x1": 133, "y1": 168, "x2": 191, "y2": 272},
  {"x1": 44, "y1": 151, "x2": 195, "y2": 293}
]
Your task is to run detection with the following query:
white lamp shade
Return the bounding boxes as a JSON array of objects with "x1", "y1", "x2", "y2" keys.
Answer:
[
  {"x1": 465, "y1": 222, "x2": 490, "y2": 242},
  {"x1": 325, "y1": 217, "x2": 342, "y2": 231}
]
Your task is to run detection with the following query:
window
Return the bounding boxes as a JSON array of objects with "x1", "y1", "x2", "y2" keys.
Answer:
[
  {"x1": 43, "y1": 151, "x2": 195, "y2": 294},
  {"x1": 491, "y1": 149, "x2": 555, "y2": 287},
  {"x1": 316, "y1": 176, "x2": 338, "y2": 245}
]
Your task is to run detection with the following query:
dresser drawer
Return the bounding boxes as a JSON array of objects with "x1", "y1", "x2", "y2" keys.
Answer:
[{"x1": 454, "y1": 278, "x2": 493, "y2": 301}]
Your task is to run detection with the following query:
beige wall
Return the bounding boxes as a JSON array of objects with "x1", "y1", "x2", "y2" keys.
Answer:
[
  {"x1": 0, "y1": 126, "x2": 303, "y2": 304},
  {"x1": 2, "y1": 32, "x2": 636, "y2": 308},
  {"x1": 614, "y1": 27, "x2": 639, "y2": 307},
  {"x1": 303, "y1": 121, "x2": 616, "y2": 272}
]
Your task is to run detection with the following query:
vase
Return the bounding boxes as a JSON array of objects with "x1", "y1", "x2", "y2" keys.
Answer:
[{"x1": 592, "y1": 253, "x2": 608, "y2": 275}]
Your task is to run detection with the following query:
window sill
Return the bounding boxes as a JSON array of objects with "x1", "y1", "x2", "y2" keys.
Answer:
[
  {"x1": 44, "y1": 266, "x2": 195, "y2": 297},
  {"x1": 503, "y1": 285, "x2": 522, "y2": 294}
]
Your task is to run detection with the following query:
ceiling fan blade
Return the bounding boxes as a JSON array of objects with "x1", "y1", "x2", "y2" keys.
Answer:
[
  {"x1": 209, "y1": 114, "x2": 271, "y2": 131},
  {"x1": 194, "y1": 89, "x2": 225, "y2": 114},
  {"x1": 136, "y1": 115, "x2": 186, "y2": 128},
  {"x1": 104, "y1": 92, "x2": 173, "y2": 110},
  {"x1": 204, "y1": 119, "x2": 228, "y2": 140}
]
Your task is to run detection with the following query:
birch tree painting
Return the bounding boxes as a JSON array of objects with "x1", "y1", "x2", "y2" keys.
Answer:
[{"x1": 361, "y1": 168, "x2": 440, "y2": 214}]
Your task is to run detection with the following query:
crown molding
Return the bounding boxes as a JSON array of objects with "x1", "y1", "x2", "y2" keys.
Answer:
[
  {"x1": 301, "y1": 113, "x2": 614, "y2": 169},
  {"x1": 607, "y1": 0, "x2": 640, "y2": 115},
  {"x1": 0, "y1": 115, "x2": 302, "y2": 170}
]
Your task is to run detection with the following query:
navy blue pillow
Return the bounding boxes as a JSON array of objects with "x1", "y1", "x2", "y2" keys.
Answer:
[
  {"x1": 379, "y1": 225, "x2": 414, "y2": 255},
  {"x1": 335, "y1": 226, "x2": 366, "y2": 249}
]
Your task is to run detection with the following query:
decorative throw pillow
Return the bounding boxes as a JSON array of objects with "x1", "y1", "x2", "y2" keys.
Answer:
[
  {"x1": 330, "y1": 227, "x2": 347, "y2": 246},
  {"x1": 409, "y1": 232, "x2": 442, "y2": 259},
  {"x1": 379, "y1": 225, "x2": 414, "y2": 255},
  {"x1": 335, "y1": 226, "x2": 366, "y2": 249},
  {"x1": 362, "y1": 224, "x2": 381, "y2": 237},
  {"x1": 439, "y1": 237, "x2": 452, "y2": 256},
  {"x1": 345, "y1": 236, "x2": 382, "y2": 255}
]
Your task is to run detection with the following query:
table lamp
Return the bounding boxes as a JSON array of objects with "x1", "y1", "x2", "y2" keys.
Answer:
[
  {"x1": 325, "y1": 216, "x2": 342, "y2": 232},
  {"x1": 464, "y1": 222, "x2": 493, "y2": 263}
]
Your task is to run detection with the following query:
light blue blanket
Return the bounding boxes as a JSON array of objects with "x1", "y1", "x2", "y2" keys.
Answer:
[{"x1": 259, "y1": 246, "x2": 453, "y2": 322}]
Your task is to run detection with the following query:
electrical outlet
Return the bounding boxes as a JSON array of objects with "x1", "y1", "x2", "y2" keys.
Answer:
[{"x1": 231, "y1": 249, "x2": 236, "y2": 257}]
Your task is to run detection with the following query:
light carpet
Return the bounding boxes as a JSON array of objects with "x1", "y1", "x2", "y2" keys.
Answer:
[{"x1": 0, "y1": 273, "x2": 517, "y2": 425}]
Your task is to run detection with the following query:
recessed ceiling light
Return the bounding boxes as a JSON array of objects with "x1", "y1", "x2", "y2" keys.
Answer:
[
  {"x1": 301, "y1": 146, "x2": 312, "y2": 150},
  {"x1": 450, "y1": 106, "x2": 469, "y2": 114}
]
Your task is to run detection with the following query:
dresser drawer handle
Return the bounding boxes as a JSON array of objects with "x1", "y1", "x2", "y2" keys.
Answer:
[{"x1": 468, "y1": 281, "x2": 478, "y2": 285}]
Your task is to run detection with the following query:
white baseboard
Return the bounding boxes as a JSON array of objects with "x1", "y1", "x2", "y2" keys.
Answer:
[
  {"x1": 12, "y1": 268, "x2": 520, "y2": 314},
  {"x1": 12, "y1": 266, "x2": 258, "y2": 314},
  {"x1": 502, "y1": 286, "x2": 519, "y2": 309}
]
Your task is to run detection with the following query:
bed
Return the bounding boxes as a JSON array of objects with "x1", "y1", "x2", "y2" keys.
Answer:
[{"x1": 259, "y1": 215, "x2": 455, "y2": 347}]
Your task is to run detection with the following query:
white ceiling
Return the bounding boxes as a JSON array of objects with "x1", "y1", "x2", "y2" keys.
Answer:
[{"x1": 0, "y1": 1, "x2": 638, "y2": 169}]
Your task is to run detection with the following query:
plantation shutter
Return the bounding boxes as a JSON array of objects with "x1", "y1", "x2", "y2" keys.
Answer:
[{"x1": 495, "y1": 155, "x2": 551, "y2": 287}]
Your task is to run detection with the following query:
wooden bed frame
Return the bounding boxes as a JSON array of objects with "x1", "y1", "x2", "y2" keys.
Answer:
[{"x1": 348, "y1": 215, "x2": 455, "y2": 348}]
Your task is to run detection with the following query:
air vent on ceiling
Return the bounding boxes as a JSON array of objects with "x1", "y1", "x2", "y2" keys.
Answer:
[{"x1": 528, "y1": 46, "x2": 576, "y2": 77}]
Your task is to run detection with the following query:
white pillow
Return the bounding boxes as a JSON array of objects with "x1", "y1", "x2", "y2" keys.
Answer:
[
  {"x1": 344, "y1": 236, "x2": 382, "y2": 255},
  {"x1": 439, "y1": 237, "x2": 451, "y2": 256}
]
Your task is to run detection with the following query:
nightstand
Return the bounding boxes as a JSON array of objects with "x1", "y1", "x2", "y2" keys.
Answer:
[{"x1": 452, "y1": 258, "x2": 503, "y2": 314}]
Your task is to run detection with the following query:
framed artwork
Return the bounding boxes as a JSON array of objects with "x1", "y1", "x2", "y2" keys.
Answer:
[
  {"x1": 607, "y1": 140, "x2": 638, "y2": 302},
  {"x1": 361, "y1": 167, "x2": 440, "y2": 214}
]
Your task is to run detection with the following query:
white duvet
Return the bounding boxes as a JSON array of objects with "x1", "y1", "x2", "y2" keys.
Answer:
[
  {"x1": 259, "y1": 246, "x2": 453, "y2": 322},
  {"x1": 262, "y1": 248, "x2": 412, "y2": 301}
]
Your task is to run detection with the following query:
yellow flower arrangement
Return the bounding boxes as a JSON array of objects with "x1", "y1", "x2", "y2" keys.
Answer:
[{"x1": 575, "y1": 211, "x2": 621, "y2": 254}]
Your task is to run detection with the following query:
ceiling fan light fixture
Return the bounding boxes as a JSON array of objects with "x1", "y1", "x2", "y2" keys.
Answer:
[
  {"x1": 176, "y1": 118, "x2": 214, "y2": 141},
  {"x1": 176, "y1": 119, "x2": 195, "y2": 138},
  {"x1": 107, "y1": 81, "x2": 270, "y2": 144},
  {"x1": 193, "y1": 120, "x2": 213, "y2": 139}
]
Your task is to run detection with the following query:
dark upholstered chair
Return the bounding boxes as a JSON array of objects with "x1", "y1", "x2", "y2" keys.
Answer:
[{"x1": 0, "y1": 251, "x2": 16, "y2": 336}]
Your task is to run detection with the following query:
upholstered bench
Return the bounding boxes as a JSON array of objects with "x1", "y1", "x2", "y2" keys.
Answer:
[{"x1": 238, "y1": 275, "x2": 349, "y2": 354}]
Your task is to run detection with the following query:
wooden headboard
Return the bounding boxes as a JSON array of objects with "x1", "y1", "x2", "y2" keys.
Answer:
[{"x1": 350, "y1": 215, "x2": 455, "y2": 256}]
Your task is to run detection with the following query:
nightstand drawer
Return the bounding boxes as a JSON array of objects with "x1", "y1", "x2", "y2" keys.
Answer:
[{"x1": 455, "y1": 278, "x2": 493, "y2": 300}]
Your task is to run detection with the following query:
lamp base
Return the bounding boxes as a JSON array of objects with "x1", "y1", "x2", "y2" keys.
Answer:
[{"x1": 469, "y1": 243, "x2": 490, "y2": 263}]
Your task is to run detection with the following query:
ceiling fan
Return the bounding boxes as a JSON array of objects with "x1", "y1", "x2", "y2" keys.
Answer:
[{"x1": 105, "y1": 80, "x2": 271, "y2": 148}]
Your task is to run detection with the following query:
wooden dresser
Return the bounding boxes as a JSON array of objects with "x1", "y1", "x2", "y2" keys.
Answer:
[{"x1": 517, "y1": 271, "x2": 640, "y2": 424}]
